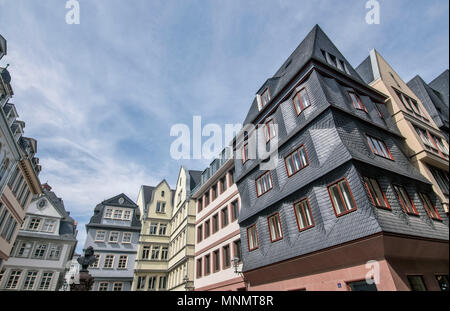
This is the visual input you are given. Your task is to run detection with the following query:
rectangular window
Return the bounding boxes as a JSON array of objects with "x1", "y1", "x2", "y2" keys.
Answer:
[
  {"x1": 436, "y1": 275, "x2": 449, "y2": 292},
  {"x1": 42, "y1": 219, "x2": 56, "y2": 233},
  {"x1": 204, "y1": 192, "x2": 210, "y2": 206},
  {"x1": 39, "y1": 272, "x2": 54, "y2": 290},
  {"x1": 47, "y1": 245, "x2": 62, "y2": 260},
  {"x1": 221, "y1": 207, "x2": 229, "y2": 228},
  {"x1": 349, "y1": 92, "x2": 366, "y2": 111},
  {"x1": 285, "y1": 145, "x2": 308, "y2": 177},
  {"x1": 197, "y1": 199, "x2": 203, "y2": 213},
  {"x1": 6, "y1": 220, "x2": 17, "y2": 242},
  {"x1": 220, "y1": 176, "x2": 227, "y2": 193},
  {"x1": 104, "y1": 208, "x2": 113, "y2": 218},
  {"x1": 12, "y1": 176, "x2": 24, "y2": 194},
  {"x1": 264, "y1": 119, "x2": 277, "y2": 143},
  {"x1": 197, "y1": 258, "x2": 203, "y2": 278},
  {"x1": 395, "y1": 90, "x2": 413, "y2": 111},
  {"x1": 113, "y1": 209, "x2": 123, "y2": 219},
  {"x1": 267, "y1": 213, "x2": 283, "y2": 242},
  {"x1": 242, "y1": 143, "x2": 249, "y2": 164},
  {"x1": 5, "y1": 270, "x2": 22, "y2": 289},
  {"x1": 156, "y1": 202, "x2": 166, "y2": 213},
  {"x1": 142, "y1": 246, "x2": 150, "y2": 259},
  {"x1": 293, "y1": 88, "x2": 311, "y2": 115},
  {"x1": 122, "y1": 232, "x2": 132, "y2": 243},
  {"x1": 294, "y1": 198, "x2": 314, "y2": 231},
  {"x1": 16, "y1": 241, "x2": 33, "y2": 258},
  {"x1": 136, "y1": 276, "x2": 146, "y2": 290},
  {"x1": 419, "y1": 193, "x2": 441, "y2": 221},
  {"x1": 212, "y1": 214, "x2": 219, "y2": 233},
  {"x1": 123, "y1": 210, "x2": 132, "y2": 220},
  {"x1": 367, "y1": 135, "x2": 394, "y2": 160},
  {"x1": 204, "y1": 219, "x2": 210, "y2": 238},
  {"x1": 149, "y1": 222, "x2": 158, "y2": 235},
  {"x1": 213, "y1": 250, "x2": 220, "y2": 273},
  {"x1": 1, "y1": 215, "x2": 13, "y2": 239},
  {"x1": 432, "y1": 135, "x2": 449, "y2": 158},
  {"x1": 233, "y1": 239, "x2": 242, "y2": 262},
  {"x1": 7, "y1": 167, "x2": 20, "y2": 188},
  {"x1": 113, "y1": 282, "x2": 123, "y2": 291},
  {"x1": 364, "y1": 177, "x2": 390, "y2": 209},
  {"x1": 255, "y1": 171, "x2": 273, "y2": 197},
  {"x1": 28, "y1": 217, "x2": 41, "y2": 231},
  {"x1": 23, "y1": 271, "x2": 38, "y2": 290},
  {"x1": 204, "y1": 254, "x2": 211, "y2": 275},
  {"x1": 261, "y1": 88, "x2": 270, "y2": 108},
  {"x1": 197, "y1": 225, "x2": 203, "y2": 242},
  {"x1": 161, "y1": 246, "x2": 168, "y2": 260},
  {"x1": 393, "y1": 185, "x2": 418, "y2": 216},
  {"x1": 408, "y1": 275, "x2": 427, "y2": 291},
  {"x1": 231, "y1": 200, "x2": 239, "y2": 221},
  {"x1": 151, "y1": 246, "x2": 160, "y2": 260},
  {"x1": 328, "y1": 178, "x2": 357, "y2": 216},
  {"x1": 117, "y1": 255, "x2": 128, "y2": 269},
  {"x1": 90, "y1": 254, "x2": 100, "y2": 268},
  {"x1": 148, "y1": 276, "x2": 157, "y2": 290},
  {"x1": 247, "y1": 225, "x2": 258, "y2": 251},
  {"x1": 33, "y1": 244, "x2": 47, "y2": 259},
  {"x1": 103, "y1": 255, "x2": 114, "y2": 269},
  {"x1": 159, "y1": 277, "x2": 167, "y2": 290},
  {"x1": 159, "y1": 224, "x2": 167, "y2": 236},
  {"x1": 222, "y1": 245, "x2": 231, "y2": 269},
  {"x1": 109, "y1": 231, "x2": 119, "y2": 243},
  {"x1": 20, "y1": 190, "x2": 31, "y2": 208},
  {"x1": 98, "y1": 282, "x2": 109, "y2": 291},
  {"x1": 94, "y1": 230, "x2": 106, "y2": 242},
  {"x1": 229, "y1": 169, "x2": 234, "y2": 186},
  {"x1": 347, "y1": 280, "x2": 378, "y2": 291},
  {"x1": 211, "y1": 185, "x2": 217, "y2": 201},
  {"x1": 429, "y1": 165, "x2": 449, "y2": 195}
]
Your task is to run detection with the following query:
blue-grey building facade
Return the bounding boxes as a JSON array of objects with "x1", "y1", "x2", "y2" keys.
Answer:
[{"x1": 83, "y1": 193, "x2": 141, "y2": 291}]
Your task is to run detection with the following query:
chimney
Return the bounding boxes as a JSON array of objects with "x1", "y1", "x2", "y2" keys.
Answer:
[{"x1": 42, "y1": 183, "x2": 52, "y2": 191}]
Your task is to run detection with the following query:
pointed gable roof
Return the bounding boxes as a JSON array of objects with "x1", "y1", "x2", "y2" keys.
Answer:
[
  {"x1": 429, "y1": 69, "x2": 449, "y2": 108},
  {"x1": 101, "y1": 193, "x2": 138, "y2": 208},
  {"x1": 243, "y1": 24, "x2": 365, "y2": 125}
]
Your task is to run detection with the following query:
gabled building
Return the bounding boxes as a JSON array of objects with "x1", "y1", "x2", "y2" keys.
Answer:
[
  {"x1": 407, "y1": 70, "x2": 449, "y2": 142},
  {"x1": 356, "y1": 50, "x2": 449, "y2": 214},
  {"x1": 83, "y1": 193, "x2": 141, "y2": 291},
  {"x1": 1, "y1": 35, "x2": 42, "y2": 267},
  {"x1": 233, "y1": 25, "x2": 448, "y2": 291},
  {"x1": 132, "y1": 181, "x2": 174, "y2": 291},
  {"x1": 0, "y1": 184, "x2": 77, "y2": 291},
  {"x1": 167, "y1": 167, "x2": 201, "y2": 291},
  {"x1": 192, "y1": 149, "x2": 245, "y2": 291}
]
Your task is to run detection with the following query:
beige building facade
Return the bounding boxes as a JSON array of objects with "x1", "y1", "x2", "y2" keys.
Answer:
[{"x1": 356, "y1": 49, "x2": 449, "y2": 214}]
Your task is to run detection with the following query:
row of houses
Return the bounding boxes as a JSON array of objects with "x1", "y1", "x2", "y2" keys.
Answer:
[
  {"x1": 0, "y1": 34, "x2": 78, "y2": 291},
  {"x1": 80, "y1": 25, "x2": 448, "y2": 291}
]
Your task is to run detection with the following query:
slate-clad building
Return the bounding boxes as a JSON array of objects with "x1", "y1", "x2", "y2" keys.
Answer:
[
  {"x1": 83, "y1": 193, "x2": 141, "y2": 291},
  {"x1": 407, "y1": 70, "x2": 449, "y2": 142},
  {"x1": 233, "y1": 25, "x2": 449, "y2": 291},
  {"x1": 0, "y1": 184, "x2": 77, "y2": 291}
]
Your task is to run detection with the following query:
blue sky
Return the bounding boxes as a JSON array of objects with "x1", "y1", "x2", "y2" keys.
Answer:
[{"x1": 0, "y1": 0, "x2": 448, "y2": 253}]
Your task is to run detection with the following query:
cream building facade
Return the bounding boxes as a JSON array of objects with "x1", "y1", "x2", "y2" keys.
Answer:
[
  {"x1": 132, "y1": 181, "x2": 173, "y2": 291},
  {"x1": 356, "y1": 49, "x2": 449, "y2": 213}
]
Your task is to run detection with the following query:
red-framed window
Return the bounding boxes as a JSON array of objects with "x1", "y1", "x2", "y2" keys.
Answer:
[
  {"x1": 241, "y1": 143, "x2": 249, "y2": 164},
  {"x1": 267, "y1": 213, "x2": 283, "y2": 242},
  {"x1": 419, "y1": 193, "x2": 442, "y2": 221},
  {"x1": 230, "y1": 200, "x2": 239, "y2": 222},
  {"x1": 264, "y1": 119, "x2": 277, "y2": 143},
  {"x1": 197, "y1": 224, "x2": 203, "y2": 242},
  {"x1": 222, "y1": 244, "x2": 231, "y2": 269},
  {"x1": 293, "y1": 88, "x2": 311, "y2": 115},
  {"x1": 197, "y1": 199, "x2": 203, "y2": 213},
  {"x1": 221, "y1": 206, "x2": 229, "y2": 228},
  {"x1": 328, "y1": 178, "x2": 357, "y2": 217},
  {"x1": 374, "y1": 103, "x2": 384, "y2": 119},
  {"x1": 395, "y1": 89, "x2": 414, "y2": 112},
  {"x1": 204, "y1": 219, "x2": 211, "y2": 238},
  {"x1": 261, "y1": 88, "x2": 271, "y2": 107},
  {"x1": 431, "y1": 134, "x2": 449, "y2": 159},
  {"x1": 284, "y1": 145, "x2": 309, "y2": 177},
  {"x1": 392, "y1": 184, "x2": 418, "y2": 216},
  {"x1": 196, "y1": 258, "x2": 202, "y2": 278},
  {"x1": 233, "y1": 239, "x2": 242, "y2": 262},
  {"x1": 255, "y1": 171, "x2": 273, "y2": 197},
  {"x1": 247, "y1": 224, "x2": 258, "y2": 251},
  {"x1": 349, "y1": 92, "x2": 366, "y2": 111},
  {"x1": 213, "y1": 250, "x2": 220, "y2": 273},
  {"x1": 293, "y1": 198, "x2": 314, "y2": 231},
  {"x1": 363, "y1": 176, "x2": 391, "y2": 210},
  {"x1": 212, "y1": 213, "x2": 219, "y2": 233},
  {"x1": 367, "y1": 135, "x2": 394, "y2": 160},
  {"x1": 204, "y1": 254, "x2": 211, "y2": 275}
]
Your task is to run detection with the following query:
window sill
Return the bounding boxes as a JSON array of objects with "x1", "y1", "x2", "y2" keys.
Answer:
[
  {"x1": 297, "y1": 224, "x2": 315, "y2": 233},
  {"x1": 335, "y1": 208, "x2": 357, "y2": 218}
]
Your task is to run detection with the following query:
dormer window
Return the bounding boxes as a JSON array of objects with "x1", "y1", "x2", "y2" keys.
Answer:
[
  {"x1": 257, "y1": 88, "x2": 271, "y2": 110},
  {"x1": 349, "y1": 92, "x2": 366, "y2": 111},
  {"x1": 293, "y1": 88, "x2": 311, "y2": 115},
  {"x1": 263, "y1": 119, "x2": 277, "y2": 143}
]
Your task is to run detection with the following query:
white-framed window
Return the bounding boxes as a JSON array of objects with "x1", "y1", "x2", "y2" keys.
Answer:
[
  {"x1": 28, "y1": 217, "x2": 41, "y2": 231},
  {"x1": 22, "y1": 271, "x2": 38, "y2": 290},
  {"x1": 263, "y1": 119, "x2": 277, "y2": 143},
  {"x1": 136, "y1": 276, "x2": 146, "y2": 290},
  {"x1": 149, "y1": 222, "x2": 158, "y2": 235},
  {"x1": 94, "y1": 230, "x2": 106, "y2": 242},
  {"x1": 109, "y1": 231, "x2": 119, "y2": 243},
  {"x1": 16, "y1": 241, "x2": 33, "y2": 258},
  {"x1": 117, "y1": 255, "x2": 128, "y2": 269},
  {"x1": 151, "y1": 246, "x2": 160, "y2": 260},
  {"x1": 39, "y1": 272, "x2": 54, "y2": 290},
  {"x1": 158, "y1": 224, "x2": 167, "y2": 236},
  {"x1": 159, "y1": 276, "x2": 167, "y2": 290},
  {"x1": 122, "y1": 232, "x2": 132, "y2": 243},
  {"x1": 5, "y1": 270, "x2": 22, "y2": 289},
  {"x1": 156, "y1": 202, "x2": 166, "y2": 213},
  {"x1": 103, "y1": 255, "x2": 114, "y2": 269},
  {"x1": 293, "y1": 88, "x2": 311, "y2": 115},
  {"x1": 41, "y1": 219, "x2": 57, "y2": 233},
  {"x1": 255, "y1": 171, "x2": 273, "y2": 197},
  {"x1": 90, "y1": 254, "x2": 100, "y2": 268},
  {"x1": 112, "y1": 282, "x2": 123, "y2": 291},
  {"x1": 123, "y1": 210, "x2": 132, "y2": 220},
  {"x1": 142, "y1": 246, "x2": 150, "y2": 259},
  {"x1": 247, "y1": 225, "x2": 258, "y2": 251},
  {"x1": 161, "y1": 247, "x2": 168, "y2": 260},
  {"x1": 98, "y1": 282, "x2": 109, "y2": 291},
  {"x1": 148, "y1": 276, "x2": 157, "y2": 291},
  {"x1": 104, "y1": 208, "x2": 113, "y2": 219},
  {"x1": 32, "y1": 244, "x2": 47, "y2": 259},
  {"x1": 47, "y1": 245, "x2": 62, "y2": 260},
  {"x1": 113, "y1": 209, "x2": 123, "y2": 219}
]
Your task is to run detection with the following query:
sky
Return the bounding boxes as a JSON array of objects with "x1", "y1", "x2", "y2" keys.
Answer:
[{"x1": 0, "y1": 0, "x2": 448, "y2": 253}]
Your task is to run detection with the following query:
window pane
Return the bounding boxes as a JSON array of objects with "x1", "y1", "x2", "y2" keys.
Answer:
[
  {"x1": 331, "y1": 185, "x2": 346, "y2": 214},
  {"x1": 339, "y1": 181, "x2": 355, "y2": 211}
]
